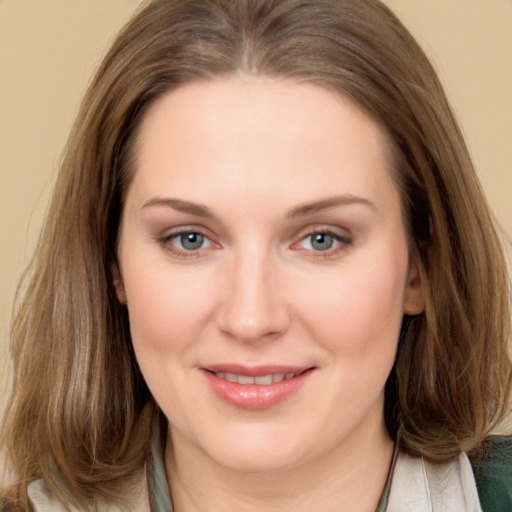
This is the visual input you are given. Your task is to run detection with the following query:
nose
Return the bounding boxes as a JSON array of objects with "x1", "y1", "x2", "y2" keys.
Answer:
[{"x1": 217, "y1": 247, "x2": 291, "y2": 343}]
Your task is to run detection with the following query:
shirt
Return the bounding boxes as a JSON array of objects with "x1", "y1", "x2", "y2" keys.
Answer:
[{"x1": 3, "y1": 436, "x2": 511, "y2": 511}]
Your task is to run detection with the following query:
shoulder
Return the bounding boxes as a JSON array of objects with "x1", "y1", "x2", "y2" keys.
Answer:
[
  {"x1": 25, "y1": 478, "x2": 149, "y2": 512},
  {"x1": 470, "y1": 436, "x2": 512, "y2": 512},
  {"x1": 0, "y1": 504, "x2": 25, "y2": 512},
  {"x1": 0, "y1": 493, "x2": 29, "y2": 512},
  {"x1": 3, "y1": 480, "x2": 82, "y2": 512}
]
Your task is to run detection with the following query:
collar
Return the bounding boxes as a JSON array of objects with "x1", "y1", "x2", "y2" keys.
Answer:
[
  {"x1": 147, "y1": 440, "x2": 482, "y2": 512},
  {"x1": 27, "y1": 439, "x2": 482, "y2": 511},
  {"x1": 384, "y1": 448, "x2": 482, "y2": 511}
]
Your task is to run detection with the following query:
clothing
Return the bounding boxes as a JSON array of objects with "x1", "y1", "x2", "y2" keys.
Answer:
[
  {"x1": 4, "y1": 437, "x2": 511, "y2": 512},
  {"x1": 381, "y1": 449, "x2": 481, "y2": 511},
  {"x1": 471, "y1": 437, "x2": 512, "y2": 512}
]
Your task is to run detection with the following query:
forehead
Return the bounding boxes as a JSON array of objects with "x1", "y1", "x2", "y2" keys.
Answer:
[{"x1": 128, "y1": 77, "x2": 398, "y2": 213}]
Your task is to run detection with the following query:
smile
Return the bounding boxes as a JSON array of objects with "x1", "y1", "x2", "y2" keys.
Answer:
[
  {"x1": 213, "y1": 372, "x2": 298, "y2": 385},
  {"x1": 202, "y1": 366, "x2": 314, "y2": 409}
]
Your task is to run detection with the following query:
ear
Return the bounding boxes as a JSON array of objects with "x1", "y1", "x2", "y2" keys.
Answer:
[
  {"x1": 112, "y1": 262, "x2": 127, "y2": 305},
  {"x1": 403, "y1": 256, "x2": 425, "y2": 315}
]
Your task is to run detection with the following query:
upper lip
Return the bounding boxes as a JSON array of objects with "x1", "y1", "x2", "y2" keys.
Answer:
[{"x1": 202, "y1": 364, "x2": 313, "y2": 377}]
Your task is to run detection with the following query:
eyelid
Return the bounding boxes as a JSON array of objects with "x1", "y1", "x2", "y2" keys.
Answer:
[
  {"x1": 290, "y1": 225, "x2": 353, "y2": 258},
  {"x1": 157, "y1": 226, "x2": 220, "y2": 258},
  {"x1": 292, "y1": 224, "x2": 353, "y2": 242},
  {"x1": 155, "y1": 223, "x2": 353, "y2": 260},
  {"x1": 158, "y1": 223, "x2": 216, "y2": 240}
]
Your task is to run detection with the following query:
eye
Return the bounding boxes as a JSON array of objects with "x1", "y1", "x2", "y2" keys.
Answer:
[
  {"x1": 307, "y1": 233, "x2": 336, "y2": 251},
  {"x1": 296, "y1": 230, "x2": 352, "y2": 254},
  {"x1": 159, "y1": 230, "x2": 215, "y2": 255},
  {"x1": 174, "y1": 232, "x2": 207, "y2": 251}
]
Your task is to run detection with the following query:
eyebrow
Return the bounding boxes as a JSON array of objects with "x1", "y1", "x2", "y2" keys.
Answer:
[
  {"x1": 141, "y1": 197, "x2": 214, "y2": 218},
  {"x1": 141, "y1": 194, "x2": 377, "y2": 219},
  {"x1": 287, "y1": 195, "x2": 378, "y2": 218}
]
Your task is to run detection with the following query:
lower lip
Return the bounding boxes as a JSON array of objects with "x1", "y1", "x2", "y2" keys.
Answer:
[{"x1": 202, "y1": 369, "x2": 313, "y2": 410}]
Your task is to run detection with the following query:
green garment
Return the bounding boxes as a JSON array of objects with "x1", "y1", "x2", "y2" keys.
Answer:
[{"x1": 470, "y1": 436, "x2": 512, "y2": 512}]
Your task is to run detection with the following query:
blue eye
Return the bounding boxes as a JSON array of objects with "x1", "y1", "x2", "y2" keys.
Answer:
[
  {"x1": 166, "y1": 232, "x2": 209, "y2": 251},
  {"x1": 297, "y1": 231, "x2": 351, "y2": 254},
  {"x1": 180, "y1": 233, "x2": 204, "y2": 251},
  {"x1": 158, "y1": 229, "x2": 217, "y2": 259},
  {"x1": 177, "y1": 232, "x2": 205, "y2": 250},
  {"x1": 309, "y1": 233, "x2": 335, "y2": 251}
]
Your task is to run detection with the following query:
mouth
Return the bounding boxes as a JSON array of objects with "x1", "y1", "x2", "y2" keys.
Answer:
[
  {"x1": 201, "y1": 365, "x2": 315, "y2": 409},
  {"x1": 208, "y1": 370, "x2": 306, "y2": 385}
]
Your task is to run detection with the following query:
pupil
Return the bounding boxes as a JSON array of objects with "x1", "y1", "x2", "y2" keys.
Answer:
[
  {"x1": 181, "y1": 233, "x2": 203, "y2": 250},
  {"x1": 312, "y1": 233, "x2": 333, "y2": 251}
]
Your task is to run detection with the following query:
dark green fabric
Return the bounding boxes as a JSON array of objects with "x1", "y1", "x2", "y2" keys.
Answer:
[{"x1": 470, "y1": 436, "x2": 512, "y2": 512}]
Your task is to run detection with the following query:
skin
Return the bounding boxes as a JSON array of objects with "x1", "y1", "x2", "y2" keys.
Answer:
[{"x1": 115, "y1": 77, "x2": 424, "y2": 512}]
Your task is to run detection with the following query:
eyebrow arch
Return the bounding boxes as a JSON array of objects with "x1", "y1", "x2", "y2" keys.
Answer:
[
  {"x1": 288, "y1": 195, "x2": 378, "y2": 218},
  {"x1": 141, "y1": 195, "x2": 376, "y2": 219},
  {"x1": 141, "y1": 197, "x2": 214, "y2": 218}
]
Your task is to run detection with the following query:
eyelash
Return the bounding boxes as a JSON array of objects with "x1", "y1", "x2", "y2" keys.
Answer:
[
  {"x1": 158, "y1": 229, "x2": 216, "y2": 259},
  {"x1": 294, "y1": 229, "x2": 353, "y2": 259},
  {"x1": 157, "y1": 227, "x2": 353, "y2": 259}
]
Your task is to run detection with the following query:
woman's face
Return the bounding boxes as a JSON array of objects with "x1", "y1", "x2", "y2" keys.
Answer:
[{"x1": 116, "y1": 78, "x2": 424, "y2": 473}]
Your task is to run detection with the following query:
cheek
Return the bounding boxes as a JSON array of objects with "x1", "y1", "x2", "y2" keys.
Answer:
[
  {"x1": 295, "y1": 248, "x2": 408, "y2": 357},
  {"x1": 121, "y1": 264, "x2": 219, "y2": 418},
  {"x1": 122, "y1": 263, "x2": 216, "y2": 358}
]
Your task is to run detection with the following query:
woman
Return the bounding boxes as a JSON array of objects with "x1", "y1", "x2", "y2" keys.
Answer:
[{"x1": 1, "y1": 0, "x2": 511, "y2": 511}]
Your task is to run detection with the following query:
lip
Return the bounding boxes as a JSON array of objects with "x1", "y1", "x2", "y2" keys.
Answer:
[
  {"x1": 204, "y1": 364, "x2": 310, "y2": 377},
  {"x1": 201, "y1": 365, "x2": 315, "y2": 410}
]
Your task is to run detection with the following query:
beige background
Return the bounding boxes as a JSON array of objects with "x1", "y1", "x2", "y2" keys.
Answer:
[{"x1": 1, "y1": 1, "x2": 511, "y2": 402}]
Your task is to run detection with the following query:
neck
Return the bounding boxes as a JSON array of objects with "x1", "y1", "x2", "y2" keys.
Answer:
[{"x1": 165, "y1": 413, "x2": 394, "y2": 512}]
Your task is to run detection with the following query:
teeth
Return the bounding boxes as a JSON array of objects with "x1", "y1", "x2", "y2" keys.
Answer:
[
  {"x1": 215, "y1": 371, "x2": 297, "y2": 385},
  {"x1": 255, "y1": 374, "x2": 273, "y2": 385}
]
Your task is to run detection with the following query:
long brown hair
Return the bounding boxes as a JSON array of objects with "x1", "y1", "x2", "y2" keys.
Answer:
[{"x1": 2, "y1": 0, "x2": 511, "y2": 508}]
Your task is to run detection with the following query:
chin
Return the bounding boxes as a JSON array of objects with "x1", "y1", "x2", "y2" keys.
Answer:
[
  {"x1": 212, "y1": 448, "x2": 305, "y2": 474},
  {"x1": 197, "y1": 427, "x2": 316, "y2": 474}
]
